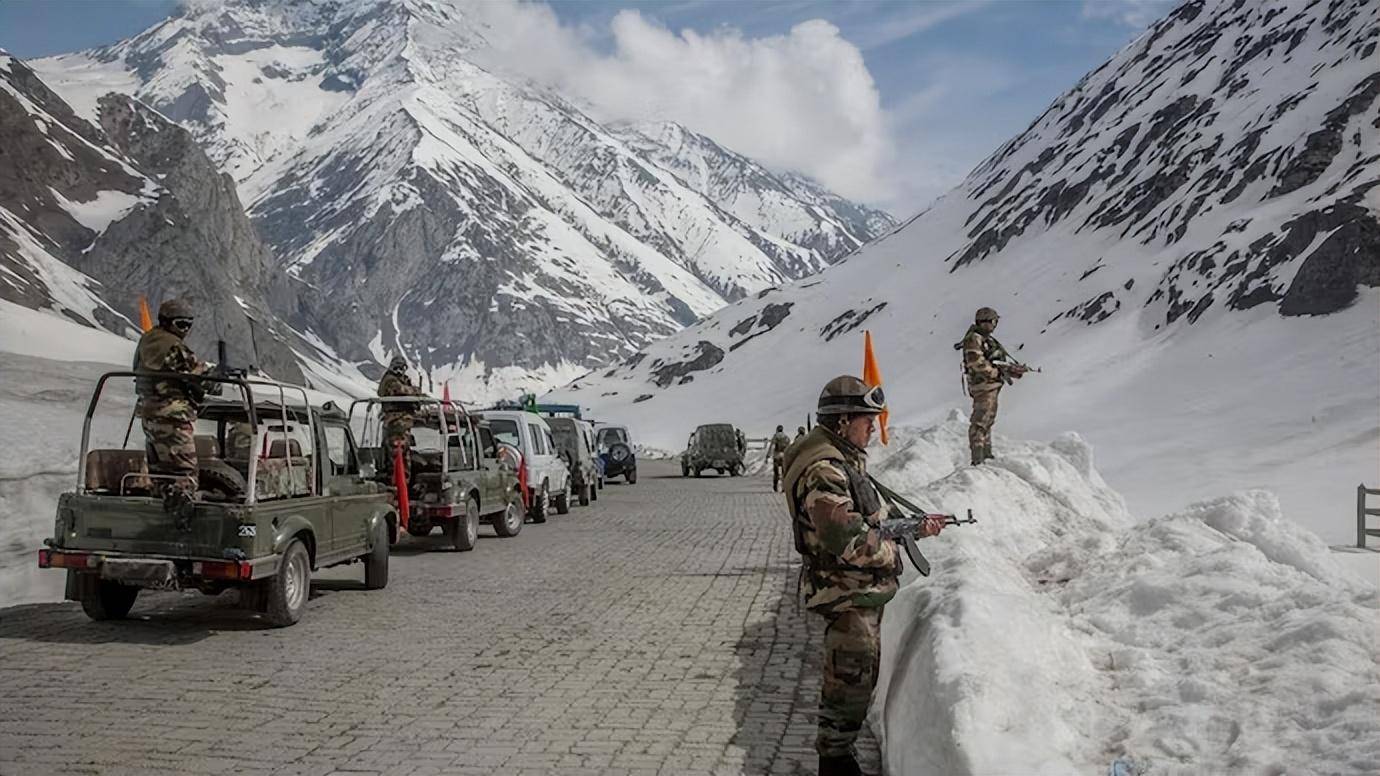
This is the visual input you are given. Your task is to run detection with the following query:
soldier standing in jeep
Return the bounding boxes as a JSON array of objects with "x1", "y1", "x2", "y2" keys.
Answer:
[
  {"x1": 378, "y1": 355, "x2": 422, "y2": 477},
  {"x1": 133, "y1": 298, "x2": 211, "y2": 527}
]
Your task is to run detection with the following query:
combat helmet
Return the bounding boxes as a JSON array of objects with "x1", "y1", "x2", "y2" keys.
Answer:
[
  {"x1": 158, "y1": 298, "x2": 194, "y2": 321},
  {"x1": 975, "y1": 306, "x2": 999, "y2": 323},
  {"x1": 817, "y1": 375, "x2": 885, "y2": 416}
]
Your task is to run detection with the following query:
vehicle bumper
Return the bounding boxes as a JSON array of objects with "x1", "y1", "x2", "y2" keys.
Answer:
[{"x1": 39, "y1": 547, "x2": 275, "y2": 587}]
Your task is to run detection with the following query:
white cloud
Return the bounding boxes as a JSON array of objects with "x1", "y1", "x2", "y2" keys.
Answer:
[
  {"x1": 467, "y1": 1, "x2": 896, "y2": 205},
  {"x1": 848, "y1": 1, "x2": 989, "y2": 51},
  {"x1": 1081, "y1": 0, "x2": 1180, "y2": 29}
]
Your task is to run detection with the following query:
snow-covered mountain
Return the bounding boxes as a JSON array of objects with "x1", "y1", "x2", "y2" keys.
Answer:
[
  {"x1": 32, "y1": 0, "x2": 894, "y2": 400},
  {"x1": 548, "y1": 0, "x2": 1380, "y2": 541},
  {"x1": 0, "y1": 51, "x2": 346, "y2": 382}
]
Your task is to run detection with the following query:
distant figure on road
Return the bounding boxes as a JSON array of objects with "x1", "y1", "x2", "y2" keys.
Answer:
[
  {"x1": 133, "y1": 298, "x2": 210, "y2": 528},
  {"x1": 795, "y1": 425, "x2": 806, "y2": 443},
  {"x1": 377, "y1": 355, "x2": 422, "y2": 476},
  {"x1": 769, "y1": 424, "x2": 791, "y2": 492},
  {"x1": 782, "y1": 376, "x2": 944, "y2": 776},
  {"x1": 959, "y1": 306, "x2": 1027, "y2": 465}
]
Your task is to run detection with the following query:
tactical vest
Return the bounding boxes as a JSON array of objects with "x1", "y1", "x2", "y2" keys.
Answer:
[{"x1": 781, "y1": 427, "x2": 884, "y2": 572}]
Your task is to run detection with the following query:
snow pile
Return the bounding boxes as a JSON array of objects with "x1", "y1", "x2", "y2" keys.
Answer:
[{"x1": 871, "y1": 417, "x2": 1379, "y2": 776}]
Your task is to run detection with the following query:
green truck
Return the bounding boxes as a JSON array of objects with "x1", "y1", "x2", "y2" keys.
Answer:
[
  {"x1": 681, "y1": 423, "x2": 747, "y2": 477},
  {"x1": 40, "y1": 372, "x2": 394, "y2": 627},
  {"x1": 350, "y1": 397, "x2": 526, "y2": 549}
]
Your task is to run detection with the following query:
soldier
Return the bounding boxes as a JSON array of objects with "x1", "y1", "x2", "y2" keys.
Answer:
[
  {"x1": 133, "y1": 298, "x2": 211, "y2": 527},
  {"x1": 782, "y1": 376, "x2": 945, "y2": 776},
  {"x1": 769, "y1": 424, "x2": 792, "y2": 492},
  {"x1": 377, "y1": 355, "x2": 422, "y2": 476},
  {"x1": 795, "y1": 425, "x2": 807, "y2": 443},
  {"x1": 960, "y1": 307, "x2": 1027, "y2": 466}
]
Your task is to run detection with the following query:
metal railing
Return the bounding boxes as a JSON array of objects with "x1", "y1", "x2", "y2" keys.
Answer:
[{"x1": 1358, "y1": 484, "x2": 1380, "y2": 549}]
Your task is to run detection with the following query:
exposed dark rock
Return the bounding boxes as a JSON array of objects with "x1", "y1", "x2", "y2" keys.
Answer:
[{"x1": 650, "y1": 341, "x2": 724, "y2": 388}]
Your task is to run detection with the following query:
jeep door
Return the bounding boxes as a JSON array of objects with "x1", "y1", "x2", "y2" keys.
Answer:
[{"x1": 320, "y1": 420, "x2": 372, "y2": 557}]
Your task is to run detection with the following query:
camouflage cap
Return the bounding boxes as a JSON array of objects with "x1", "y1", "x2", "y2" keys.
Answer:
[
  {"x1": 158, "y1": 298, "x2": 194, "y2": 320},
  {"x1": 817, "y1": 375, "x2": 885, "y2": 416},
  {"x1": 975, "y1": 306, "x2": 999, "y2": 323}
]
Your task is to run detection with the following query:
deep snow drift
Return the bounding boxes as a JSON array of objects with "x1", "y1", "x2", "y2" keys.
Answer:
[{"x1": 868, "y1": 417, "x2": 1379, "y2": 775}]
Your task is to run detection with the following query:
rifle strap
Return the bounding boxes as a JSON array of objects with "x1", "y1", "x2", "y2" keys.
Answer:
[{"x1": 868, "y1": 474, "x2": 927, "y2": 516}]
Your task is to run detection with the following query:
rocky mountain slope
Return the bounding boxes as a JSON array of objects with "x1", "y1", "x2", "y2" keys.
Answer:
[
  {"x1": 546, "y1": 0, "x2": 1380, "y2": 540},
  {"x1": 0, "y1": 51, "x2": 327, "y2": 380},
  {"x1": 32, "y1": 0, "x2": 894, "y2": 399}
]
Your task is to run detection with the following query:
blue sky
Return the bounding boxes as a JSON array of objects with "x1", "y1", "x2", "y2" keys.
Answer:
[{"x1": 0, "y1": 0, "x2": 1172, "y2": 214}]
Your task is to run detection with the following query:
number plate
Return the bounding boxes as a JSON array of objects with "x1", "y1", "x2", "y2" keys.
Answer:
[{"x1": 238, "y1": 524, "x2": 257, "y2": 537}]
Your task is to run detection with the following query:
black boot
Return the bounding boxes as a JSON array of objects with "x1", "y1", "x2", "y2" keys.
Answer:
[{"x1": 819, "y1": 752, "x2": 862, "y2": 776}]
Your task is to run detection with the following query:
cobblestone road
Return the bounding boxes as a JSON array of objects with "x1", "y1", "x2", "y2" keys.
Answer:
[{"x1": 0, "y1": 461, "x2": 879, "y2": 776}]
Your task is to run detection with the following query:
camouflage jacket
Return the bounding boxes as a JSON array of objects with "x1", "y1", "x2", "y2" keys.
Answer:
[
  {"x1": 782, "y1": 426, "x2": 899, "y2": 614},
  {"x1": 377, "y1": 371, "x2": 421, "y2": 417},
  {"x1": 961, "y1": 325, "x2": 1012, "y2": 390},
  {"x1": 770, "y1": 432, "x2": 792, "y2": 458},
  {"x1": 133, "y1": 326, "x2": 207, "y2": 421}
]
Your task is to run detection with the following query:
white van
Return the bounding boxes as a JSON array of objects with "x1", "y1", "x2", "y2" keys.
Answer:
[{"x1": 478, "y1": 410, "x2": 573, "y2": 522}]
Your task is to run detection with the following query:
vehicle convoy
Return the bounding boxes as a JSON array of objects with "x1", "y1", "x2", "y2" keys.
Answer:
[
  {"x1": 596, "y1": 424, "x2": 638, "y2": 484},
  {"x1": 682, "y1": 423, "x2": 747, "y2": 477},
  {"x1": 40, "y1": 373, "x2": 394, "y2": 627},
  {"x1": 479, "y1": 410, "x2": 573, "y2": 522},
  {"x1": 351, "y1": 398, "x2": 526, "y2": 549},
  {"x1": 545, "y1": 416, "x2": 599, "y2": 506}
]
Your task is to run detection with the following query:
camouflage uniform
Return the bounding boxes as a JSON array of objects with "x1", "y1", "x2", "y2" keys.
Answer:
[
  {"x1": 961, "y1": 317, "x2": 1015, "y2": 465},
  {"x1": 783, "y1": 424, "x2": 899, "y2": 761},
  {"x1": 377, "y1": 363, "x2": 421, "y2": 474},
  {"x1": 770, "y1": 429, "x2": 792, "y2": 492},
  {"x1": 133, "y1": 313, "x2": 208, "y2": 512}
]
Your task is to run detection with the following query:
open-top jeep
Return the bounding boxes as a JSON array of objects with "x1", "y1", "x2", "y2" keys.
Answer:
[
  {"x1": 39, "y1": 372, "x2": 395, "y2": 627},
  {"x1": 351, "y1": 398, "x2": 525, "y2": 549}
]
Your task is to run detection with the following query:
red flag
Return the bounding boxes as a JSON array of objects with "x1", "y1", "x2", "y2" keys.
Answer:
[
  {"x1": 862, "y1": 330, "x2": 890, "y2": 445},
  {"x1": 392, "y1": 445, "x2": 410, "y2": 532},
  {"x1": 138, "y1": 296, "x2": 153, "y2": 332},
  {"x1": 442, "y1": 380, "x2": 451, "y2": 404}
]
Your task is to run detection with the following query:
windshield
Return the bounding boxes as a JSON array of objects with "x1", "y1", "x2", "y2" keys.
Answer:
[
  {"x1": 489, "y1": 418, "x2": 520, "y2": 448},
  {"x1": 549, "y1": 422, "x2": 579, "y2": 453},
  {"x1": 597, "y1": 427, "x2": 628, "y2": 447}
]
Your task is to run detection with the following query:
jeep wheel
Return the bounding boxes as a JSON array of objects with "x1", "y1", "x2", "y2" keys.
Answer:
[
  {"x1": 447, "y1": 498, "x2": 480, "y2": 551},
  {"x1": 406, "y1": 518, "x2": 433, "y2": 538},
  {"x1": 590, "y1": 480, "x2": 599, "y2": 502},
  {"x1": 555, "y1": 480, "x2": 572, "y2": 514},
  {"x1": 731, "y1": 464, "x2": 743, "y2": 477},
  {"x1": 265, "y1": 539, "x2": 311, "y2": 627},
  {"x1": 694, "y1": 468, "x2": 703, "y2": 478},
  {"x1": 578, "y1": 480, "x2": 591, "y2": 506},
  {"x1": 79, "y1": 577, "x2": 139, "y2": 621},
  {"x1": 681, "y1": 460, "x2": 689, "y2": 477},
  {"x1": 364, "y1": 520, "x2": 389, "y2": 590},
  {"x1": 626, "y1": 468, "x2": 638, "y2": 485},
  {"x1": 530, "y1": 483, "x2": 550, "y2": 523},
  {"x1": 494, "y1": 492, "x2": 524, "y2": 537}
]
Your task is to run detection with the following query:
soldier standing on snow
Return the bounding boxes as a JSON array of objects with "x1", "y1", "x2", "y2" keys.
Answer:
[
  {"x1": 782, "y1": 376, "x2": 945, "y2": 776},
  {"x1": 377, "y1": 355, "x2": 422, "y2": 475},
  {"x1": 959, "y1": 307, "x2": 1027, "y2": 465},
  {"x1": 769, "y1": 424, "x2": 792, "y2": 492},
  {"x1": 133, "y1": 298, "x2": 212, "y2": 528}
]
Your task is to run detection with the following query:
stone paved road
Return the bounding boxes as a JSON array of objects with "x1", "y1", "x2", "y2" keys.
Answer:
[{"x1": 0, "y1": 460, "x2": 879, "y2": 776}]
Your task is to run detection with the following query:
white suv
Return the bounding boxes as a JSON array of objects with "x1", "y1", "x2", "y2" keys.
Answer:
[{"x1": 478, "y1": 410, "x2": 573, "y2": 522}]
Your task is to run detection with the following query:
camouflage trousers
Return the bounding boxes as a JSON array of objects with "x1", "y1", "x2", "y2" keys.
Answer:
[
  {"x1": 382, "y1": 415, "x2": 414, "y2": 480},
  {"x1": 969, "y1": 386, "x2": 1001, "y2": 464},
  {"x1": 817, "y1": 606, "x2": 883, "y2": 757},
  {"x1": 141, "y1": 416, "x2": 197, "y2": 497},
  {"x1": 772, "y1": 455, "x2": 785, "y2": 492}
]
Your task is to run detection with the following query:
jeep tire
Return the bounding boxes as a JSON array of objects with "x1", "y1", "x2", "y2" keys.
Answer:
[
  {"x1": 364, "y1": 520, "x2": 389, "y2": 590},
  {"x1": 626, "y1": 468, "x2": 638, "y2": 485},
  {"x1": 555, "y1": 479, "x2": 572, "y2": 515},
  {"x1": 494, "y1": 492, "x2": 525, "y2": 537},
  {"x1": 265, "y1": 539, "x2": 311, "y2": 627},
  {"x1": 79, "y1": 576, "x2": 139, "y2": 621},
  {"x1": 530, "y1": 483, "x2": 550, "y2": 523},
  {"x1": 448, "y1": 497, "x2": 480, "y2": 551}
]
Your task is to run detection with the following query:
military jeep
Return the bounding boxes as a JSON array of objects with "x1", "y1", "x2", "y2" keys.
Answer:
[
  {"x1": 352, "y1": 398, "x2": 525, "y2": 549},
  {"x1": 681, "y1": 423, "x2": 746, "y2": 477},
  {"x1": 39, "y1": 372, "x2": 394, "y2": 628},
  {"x1": 546, "y1": 416, "x2": 599, "y2": 507}
]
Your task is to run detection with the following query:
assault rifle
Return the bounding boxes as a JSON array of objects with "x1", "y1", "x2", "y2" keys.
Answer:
[
  {"x1": 870, "y1": 475, "x2": 976, "y2": 576},
  {"x1": 998, "y1": 361, "x2": 1041, "y2": 386}
]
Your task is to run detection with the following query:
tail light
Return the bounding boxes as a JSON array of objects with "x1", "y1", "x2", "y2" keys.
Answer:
[
  {"x1": 192, "y1": 560, "x2": 253, "y2": 581},
  {"x1": 39, "y1": 550, "x2": 97, "y2": 569}
]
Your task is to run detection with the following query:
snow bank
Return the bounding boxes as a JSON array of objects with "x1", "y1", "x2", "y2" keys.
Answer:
[{"x1": 870, "y1": 416, "x2": 1380, "y2": 776}]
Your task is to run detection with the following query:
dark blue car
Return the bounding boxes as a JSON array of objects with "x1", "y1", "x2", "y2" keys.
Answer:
[{"x1": 595, "y1": 424, "x2": 637, "y2": 484}]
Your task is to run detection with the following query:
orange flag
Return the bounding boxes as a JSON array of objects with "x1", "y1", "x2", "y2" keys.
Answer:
[
  {"x1": 862, "y1": 330, "x2": 889, "y2": 445},
  {"x1": 442, "y1": 380, "x2": 452, "y2": 404},
  {"x1": 138, "y1": 296, "x2": 153, "y2": 332}
]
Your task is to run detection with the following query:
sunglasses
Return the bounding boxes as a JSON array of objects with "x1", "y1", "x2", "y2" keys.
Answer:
[{"x1": 170, "y1": 317, "x2": 194, "y2": 331}]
